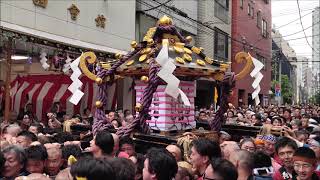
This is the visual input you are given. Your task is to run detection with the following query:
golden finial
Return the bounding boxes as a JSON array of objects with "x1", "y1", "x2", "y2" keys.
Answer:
[
  {"x1": 95, "y1": 77, "x2": 103, "y2": 85},
  {"x1": 158, "y1": 15, "x2": 173, "y2": 26},
  {"x1": 115, "y1": 53, "x2": 122, "y2": 59},
  {"x1": 131, "y1": 41, "x2": 137, "y2": 48},
  {"x1": 186, "y1": 36, "x2": 193, "y2": 42},
  {"x1": 140, "y1": 76, "x2": 149, "y2": 83},
  {"x1": 95, "y1": 101, "x2": 103, "y2": 108}
]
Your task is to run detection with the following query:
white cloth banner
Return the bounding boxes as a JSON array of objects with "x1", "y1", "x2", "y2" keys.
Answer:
[{"x1": 250, "y1": 56, "x2": 264, "y2": 105}]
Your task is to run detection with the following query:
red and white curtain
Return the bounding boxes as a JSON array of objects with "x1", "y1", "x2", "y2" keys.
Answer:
[{"x1": 9, "y1": 74, "x2": 99, "y2": 122}]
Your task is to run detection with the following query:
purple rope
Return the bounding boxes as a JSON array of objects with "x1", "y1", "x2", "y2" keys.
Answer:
[
  {"x1": 92, "y1": 44, "x2": 146, "y2": 135},
  {"x1": 153, "y1": 25, "x2": 187, "y2": 44},
  {"x1": 209, "y1": 72, "x2": 236, "y2": 131},
  {"x1": 117, "y1": 58, "x2": 160, "y2": 137}
]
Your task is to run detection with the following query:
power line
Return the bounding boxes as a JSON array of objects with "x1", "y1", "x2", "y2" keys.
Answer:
[
  {"x1": 275, "y1": 11, "x2": 313, "y2": 29},
  {"x1": 139, "y1": 0, "x2": 172, "y2": 12},
  {"x1": 296, "y1": 0, "x2": 319, "y2": 54}
]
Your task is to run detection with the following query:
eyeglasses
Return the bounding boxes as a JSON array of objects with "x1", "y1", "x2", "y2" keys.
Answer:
[
  {"x1": 293, "y1": 163, "x2": 312, "y2": 170},
  {"x1": 202, "y1": 173, "x2": 221, "y2": 180}
]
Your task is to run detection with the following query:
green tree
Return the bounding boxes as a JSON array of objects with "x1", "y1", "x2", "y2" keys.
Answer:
[
  {"x1": 271, "y1": 75, "x2": 293, "y2": 104},
  {"x1": 309, "y1": 91, "x2": 320, "y2": 105}
]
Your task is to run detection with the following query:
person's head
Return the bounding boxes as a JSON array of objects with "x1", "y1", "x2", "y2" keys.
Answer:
[
  {"x1": 175, "y1": 166, "x2": 193, "y2": 180},
  {"x1": 253, "y1": 151, "x2": 272, "y2": 169},
  {"x1": 227, "y1": 111, "x2": 234, "y2": 118},
  {"x1": 21, "y1": 114, "x2": 32, "y2": 127},
  {"x1": 283, "y1": 109, "x2": 291, "y2": 119},
  {"x1": 45, "y1": 146, "x2": 63, "y2": 176},
  {"x1": 125, "y1": 115, "x2": 134, "y2": 124},
  {"x1": 294, "y1": 108, "x2": 301, "y2": 117},
  {"x1": 2, "y1": 145, "x2": 26, "y2": 179},
  {"x1": 262, "y1": 135, "x2": 276, "y2": 156},
  {"x1": 293, "y1": 147, "x2": 317, "y2": 180},
  {"x1": 16, "y1": 130, "x2": 38, "y2": 148},
  {"x1": 108, "y1": 111, "x2": 116, "y2": 121},
  {"x1": 219, "y1": 131, "x2": 231, "y2": 144},
  {"x1": 62, "y1": 144, "x2": 82, "y2": 168},
  {"x1": 190, "y1": 139, "x2": 221, "y2": 174},
  {"x1": 143, "y1": 148, "x2": 178, "y2": 180},
  {"x1": 295, "y1": 130, "x2": 309, "y2": 144},
  {"x1": 166, "y1": 144, "x2": 183, "y2": 162},
  {"x1": 240, "y1": 138, "x2": 256, "y2": 153},
  {"x1": 129, "y1": 153, "x2": 145, "y2": 180},
  {"x1": 110, "y1": 158, "x2": 135, "y2": 180},
  {"x1": 291, "y1": 119, "x2": 302, "y2": 130},
  {"x1": 4, "y1": 124, "x2": 22, "y2": 137},
  {"x1": 308, "y1": 136, "x2": 320, "y2": 159},
  {"x1": 199, "y1": 111, "x2": 207, "y2": 121},
  {"x1": 90, "y1": 130, "x2": 114, "y2": 158},
  {"x1": 25, "y1": 145, "x2": 48, "y2": 174},
  {"x1": 28, "y1": 123, "x2": 43, "y2": 135},
  {"x1": 70, "y1": 157, "x2": 115, "y2": 180},
  {"x1": 275, "y1": 137, "x2": 298, "y2": 169},
  {"x1": 203, "y1": 158, "x2": 238, "y2": 180},
  {"x1": 119, "y1": 137, "x2": 135, "y2": 157},
  {"x1": 220, "y1": 141, "x2": 240, "y2": 160},
  {"x1": 229, "y1": 150, "x2": 254, "y2": 174},
  {"x1": 301, "y1": 114, "x2": 310, "y2": 128},
  {"x1": 271, "y1": 116, "x2": 283, "y2": 126}
]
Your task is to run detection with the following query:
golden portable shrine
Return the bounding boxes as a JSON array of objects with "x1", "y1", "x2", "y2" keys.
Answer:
[{"x1": 73, "y1": 15, "x2": 258, "y2": 152}]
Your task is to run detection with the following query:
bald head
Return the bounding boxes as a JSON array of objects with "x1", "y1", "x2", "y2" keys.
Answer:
[
  {"x1": 229, "y1": 150, "x2": 254, "y2": 171},
  {"x1": 166, "y1": 144, "x2": 182, "y2": 162},
  {"x1": 220, "y1": 141, "x2": 240, "y2": 160},
  {"x1": 15, "y1": 173, "x2": 51, "y2": 180}
]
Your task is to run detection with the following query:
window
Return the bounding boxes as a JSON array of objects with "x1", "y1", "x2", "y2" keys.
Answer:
[
  {"x1": 214, "y1": 28, "x2": 229, "y2": 61},
  {"x1": 257, "y1": 54, "x2": 266, "y2": 70},
  {"x1": 251, "y1": 7, "x2": 254, "y2": 18},
  {"x1": 248, "y1": 4, "x2": 251, "y2": 15},
  {"x1": 262, "y1": 19, "x2": 268, "y2": 38},
  {"x1": 264, "y1": 0, "x2": 269, "y2": 4},
  {"x1": 214, "y1": 0, "x2": 229, "y2": 23},
  {"x1": 240, "y1": 0, "x2": 244, "y2": 8},
  {"x1": 257, "y1": 11, "x2": 262, "y2": 28}
]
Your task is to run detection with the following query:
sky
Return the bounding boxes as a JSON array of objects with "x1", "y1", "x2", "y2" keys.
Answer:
[{"x1": 272, "y1": 0, "x2": 319, "y2": 59}]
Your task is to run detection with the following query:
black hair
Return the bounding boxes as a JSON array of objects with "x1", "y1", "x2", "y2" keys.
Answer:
[
  {"x1": 275, "y1": 137, "x2": 298, "y2": 154},
  {"x1": 210, "y1": 158, "x2": 238, "y2": 180},
  {"x1": 133, "y1": 153, "x2": 145, "y2": 180},
  {"x1": 294, "y1": 147, "x2": 316, "y2": 160},
  {"x1": 145, "y1": 148, "x2": 178, "y2": 180},
  {"x1": 284, "y1": 109, "x2": 292, "y2": 114},
  {"x1": 29, "y1": 123, "x2": 43, "y2": 134},
  {"x1": 119, "y1": 137, "x2": 134, "y2": 148},
  {"x1": 62, "y1": 144, "x2": 82, "y2": 160},
  {"x1": 0, "y1": 151, "x2": 5, "y2": 171},
  {"x1": 26, "y1": 145, "x2": 48, "y2": 161},
  {"x1": 253, "y1": 151, "x2": 272, "y2": 168},
  {"x1": 70, "y1": 157, "x2": 115, "y2": 180},
  {"x1": 53, "y1": 132, "x2": 74, "y2": 144},
  {"x1": 95, "y1": 130, "x2": 114, "y2": 155},
  {"x1": 110, "y1": 158, "x2": 135, "y2": 180},
  {"x1": 191, "y1": 138, "x2": 221, "y2": 160},
  {"x1": 17, "y1": 130, "x2": 38, "y2": 142}
]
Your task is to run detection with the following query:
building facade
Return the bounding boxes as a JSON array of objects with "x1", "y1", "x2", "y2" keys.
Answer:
[
  {"x1": 231, "y1": 0, "x2": 272, "y2": 107},
  {"x1": 312, "y1": 7, "x2": 320, "y2": 96},
  {"x1": 0, "y1": 0, "x2": 136, "y2": 112}
]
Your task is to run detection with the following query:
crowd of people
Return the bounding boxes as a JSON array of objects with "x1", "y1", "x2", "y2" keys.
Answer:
[{"x1": 0, "y1": 102, "x2": 320, "y2": 180}]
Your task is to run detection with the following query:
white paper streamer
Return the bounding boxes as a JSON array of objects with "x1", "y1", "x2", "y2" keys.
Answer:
[
  {"x1": 155, "y1": 39, "x2": 191, "y2": 106},
  {"x1": 40, "y1": 51, "x2": 50, "y2": 70},
  {"x1": 63, "y1": 55, "x2": 73, "y2": 73},
  {"x1": 68, "y1": 54, "x2": 84, "y2": 105},
  {"x1": 250, "y1": 56, "x2": 264, "y2": 105}
]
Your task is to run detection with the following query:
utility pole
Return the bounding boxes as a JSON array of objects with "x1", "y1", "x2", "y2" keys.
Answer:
[{"x1": 4, "y1": 37, "x2": 13, "y2": 123}]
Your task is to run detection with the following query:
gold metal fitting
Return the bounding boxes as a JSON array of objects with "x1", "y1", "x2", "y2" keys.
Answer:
[
  {"x1": 158, "y1": 15, "x2": 173, "y2": 26},
  {"x1": 205, "y1": 57, "x2": 213, "y2": 64},
  {"x1": 135, "y1": 103, "x2": 143, "y2": 112},
  {"x1": 199, "y1": 47, "x2": 204, "y2": 52},
  {"x1": 115, "y1": 53, "x2": 122, "y2": 59},
  {"x1": 147, "y1": 39, "x2": 154, "y2": 46},
  {"x1": 130, "y1": 41, "x2": 138, "y2": 48},
  {"x1": 196, "y1": 59, "x2": 206, "y2": 66},
  {"x1": 183, "y1": 54, "x2": 192, "y2": 62},
  {"x1": 95, "y1": 101, "x2": 103, "y2": 108},
  {"x1": 140, "y1": 76, "x2": 149, "y2": 83},
  {"x1": 95, "y1": 77, "x2": 103, "y2": 85},
  {"x1": 139, "y1": 54, "x2": 148, "y2": 62},
  {"x1": 176, "y1": 57, "x2": 185, "y2": 64},
  {"x1": 191, "y1": 46, "x2": 201, "y2": 54},
  {"x1": 186, "y1": 36, "x2": 193, "y2": 42},
  {"x1": 183, "y1": 48, "x2": 192, "y2": 55},
  {"x1": 126, "y1": 60, "x2": 135, "y2": 66}
]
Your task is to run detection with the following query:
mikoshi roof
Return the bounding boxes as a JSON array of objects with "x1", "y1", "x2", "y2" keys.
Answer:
[{"x1": 117, "y1": 15, "x2": 230, "y2": 78}]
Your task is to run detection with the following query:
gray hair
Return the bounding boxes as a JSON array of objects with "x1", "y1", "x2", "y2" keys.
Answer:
[{"x1": 2, "y1": 145, "x2": 27, "y2": 165}]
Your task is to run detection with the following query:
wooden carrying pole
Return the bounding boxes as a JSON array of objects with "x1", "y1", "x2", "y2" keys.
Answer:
[{"x1": 4, "y1": 37, "x2": 13, "y2": 123}]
